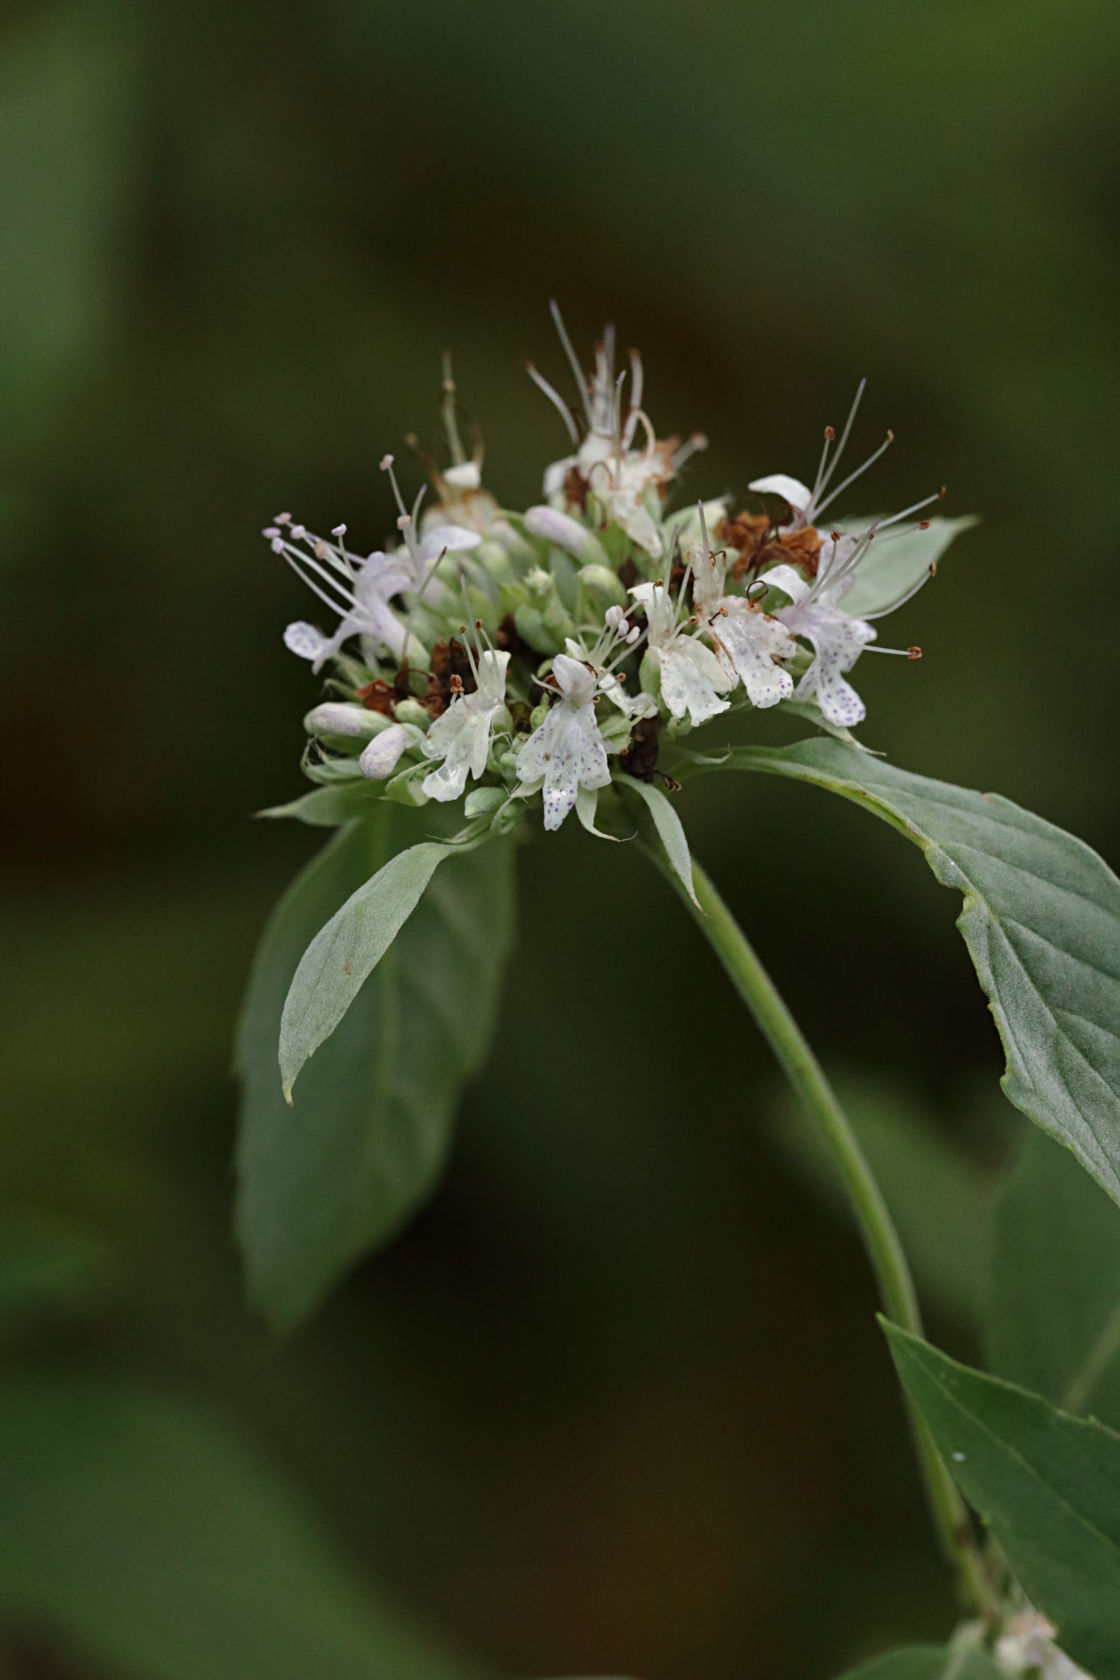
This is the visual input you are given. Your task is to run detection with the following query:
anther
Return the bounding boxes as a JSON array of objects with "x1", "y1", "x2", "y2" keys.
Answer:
[
  {"x1": 379, "y1": 454, "x2": 394, "y2": 471},
  {"x1": 939, "y1": 485, "x2": 947, "y2": 499},
  {"x1": 920, "y1": 519, "x2": 931, "y2": 529},
  {"x1": 907, "y1": 647, "x2": 922, "y2": 660},
  {"x1": 824, "y1": 425, "x2": 836, "y2": 440},
  {"x1": 275, "y1": 512, "x2": 292, "y2": 525},
  {"x1": 331, "y1": 524, "x2": 347, "y2": 538}
]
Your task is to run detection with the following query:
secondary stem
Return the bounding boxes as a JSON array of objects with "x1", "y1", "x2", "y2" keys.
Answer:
[{"x1": 651, "y1": 845, "x2": 993, "y2": 1617}]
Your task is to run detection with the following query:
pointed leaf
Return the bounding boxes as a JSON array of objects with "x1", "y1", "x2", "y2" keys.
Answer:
[
  {"x1": 258, "y1": 783, "x2": 382, "y2": 827},
  {"x1": 236, "y1": 811, "x2": 515, "y2": 1329},
  {"x1": 986, "y1": 1129, "x2": 1120, "y2": 1428},
  {"x1": 0, "y1": 1376, "x2": 485, "y2": 1680},
  {"x1": 885, "y1": 1323, "x2": 1120, "y2": 1680},
  {"x1": 280, "y1": 837, "x2": 468, "y2": 1099},
  {"x1": 618, "y1": 773, "x2": 700, "y2": 907},
  {"x1": 710, "y1": 741, "x2": 1120, "y2": 1207}
]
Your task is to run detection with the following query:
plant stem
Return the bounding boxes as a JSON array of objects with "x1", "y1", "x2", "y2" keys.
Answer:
[{"x1": 650, "y1": 845, "x2": 995, "y2": 1618}]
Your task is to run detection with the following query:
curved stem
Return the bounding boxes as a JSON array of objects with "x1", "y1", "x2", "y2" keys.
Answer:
[{"x1": 649, "y1": 844, "x2": 995, "y2": 1618}]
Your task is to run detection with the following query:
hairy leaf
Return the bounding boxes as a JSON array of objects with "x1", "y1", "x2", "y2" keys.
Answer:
[
  {"x1": 710, "y1": 741, "x2": 1120, "y2": 1206},
  {"x1": 886, "y1": 1324, "x2": 1120, "y2": 1680},
  {"x1": 986, "y1": 1128, "x2": 1120, "y2": 1428},
  {"x1": 236, "y1": 811, "x2": 515, "y2": 1329},
  {"x1": 0, "y1": 1377, "x2": 485, "y2": 1680}
]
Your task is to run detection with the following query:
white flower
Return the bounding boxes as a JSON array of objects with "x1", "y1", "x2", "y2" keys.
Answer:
[
  {"x1": 628, "y1": 580, "x2": 731, "y2": 726},
  {"x1": 529, "y1": 308, "x2": 705, "y2": 560},
  {"x1": 690, "y1": 541, "x2": 796, "y2": 710},
  {"x1": 266, "y1": 519, "x2": 413, "y2": 669},
  {"x1": 561, "y1": 606, "x2": 655, "y2": 721},
  {"x1": 421, "y1": 648, "x2": 510, "y2": 803},
  {"x1": 265, "y1": 502, "x2": 482, "y2": 671},
  {"x1": 515, "y1": 652, "x2": 612, "y2": 830},
  {"x1": 761, "y1": 559, "x2": 876, "y2": 728}
]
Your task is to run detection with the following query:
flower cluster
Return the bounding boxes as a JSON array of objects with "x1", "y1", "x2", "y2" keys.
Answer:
[{"x1": 264, "y1": 310, "x2": 960, "y2": 836}]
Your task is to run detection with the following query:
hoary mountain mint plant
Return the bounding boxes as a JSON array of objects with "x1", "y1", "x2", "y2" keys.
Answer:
[{"x1": 236, "y1": 308, "x2": 1120, "y2": 1679}]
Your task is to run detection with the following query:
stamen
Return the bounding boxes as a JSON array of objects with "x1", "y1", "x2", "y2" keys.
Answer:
[
  {"x1": 815, "y1": 379, "x2": 866, "y2": 501},
  {"x1": 863, "y1": 563, "x2": 938, "y2": 621},
  {"x1": 525, "y1": 361, "x2": 579, "y2": 443},
  {"x1": 873, "y1": 489, "x2": 943, "y2": 531},
  {"x1": 549, "y1": 300, "x2": 592, "y2": 422},
  {"x1": 814, "y1": 428, "x2": 894, "y2": 519},
  {"x1": 672, "y1": 433, "x2": 708, "y2": 471},
  {"x1": 809, "y1": 424, "x2": 836, "y2": 507},
  {"x1": 381, "y1": 454, "x2": 411, "y2": 524},
  {"x1": 441, "y1": 351, "x2": 466, "y2": 465}
]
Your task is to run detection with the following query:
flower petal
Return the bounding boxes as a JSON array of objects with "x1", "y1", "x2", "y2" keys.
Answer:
[
  {"x1": 747, "y1": 473, "x2": 814, "y2": 512},
  {"x1": 658, "y1": 638, "x2": 732, "y2": 726},
  {"x1": 708, "y1": 603, "x2": 795, "y2": 709}
]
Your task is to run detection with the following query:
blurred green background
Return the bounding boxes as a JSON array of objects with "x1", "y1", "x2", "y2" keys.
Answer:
[{"x1": 3, "y1": 2, "x2": 1120, "y2": 1676}]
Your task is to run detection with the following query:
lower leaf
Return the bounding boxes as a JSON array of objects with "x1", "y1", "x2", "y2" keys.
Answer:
[
  {"x1": 885, "y1": 1322, "x2": 1120, "y2": 1680},
  {"x1": 235, "y1": 809, "x2": 516, "y2": 1329}
]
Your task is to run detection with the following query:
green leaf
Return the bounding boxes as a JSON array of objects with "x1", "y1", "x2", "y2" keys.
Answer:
[
  {"x1": 766, "y1": 1071, "x2": 996, "y2": 1326},
  {"x1": 279, "y1": 833, "x2": 479, "y2": 1099},
  {"x1": 618, "y1": 773, "x2": 701, "y2": 908},
  {"x1": 885, "y1": 1323, "x2": 1120, "y2": 1680},
  {"x1": 833, "y1": 516, "x2": 978, "y2": 619},
  {"x1": 709, "y1": 740, "x2": 1120, "y2": 1208},
  {"x1": 236, "y1": 811, "x2": 515, "y2": 1329},
  {"x1": 834, "y1": 1647, "x2": 1000, "y2": 1680},
  {"x1": 258, "y1": 783, "x2": 383, "y2": 827},
  {"x1": 0, "y1": 1376, "x2": 485, "y2": 1680},
  {"x1": 986, "y1": 1128, "x2": 1120, "y2": 1427}
]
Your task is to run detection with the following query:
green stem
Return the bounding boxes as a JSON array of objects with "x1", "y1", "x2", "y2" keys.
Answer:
[{"x1": 651, "y1": 845, "x2": 995, "y2": 1618}]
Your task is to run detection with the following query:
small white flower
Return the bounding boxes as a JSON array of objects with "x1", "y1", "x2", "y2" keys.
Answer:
[
  {"x1": 358, "y1": 722, "x2": 413, "y2": 780},
  {"x1": 266, "y1": 520, "x2": 413, "y2": 668},
  {"x1": 629, "y1": 580, "x2": 731, "y2": 726},
  {"x1": 761, "y1": 560, "x2": 876, "y2": 729},
  {"x1": 515, "y1": 652, "x2": 612, "y2": 831},
  {"x1": 690, "y1": 541, "x2": 797, "y2": 710},
  {"x1": 421, "y1": 648, "x2": 511, "y2": 803}
]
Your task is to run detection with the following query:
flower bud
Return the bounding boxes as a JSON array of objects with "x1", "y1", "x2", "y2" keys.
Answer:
[
  {"x1": 359, "y1": 723, "x2": 412, "y2": 780},
  {"x1": 303, "y1": 702, "x2": 384, "y2": 740},
  {"x1": 524, "y1": 505, "x2": 607, "y2": 563}
]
